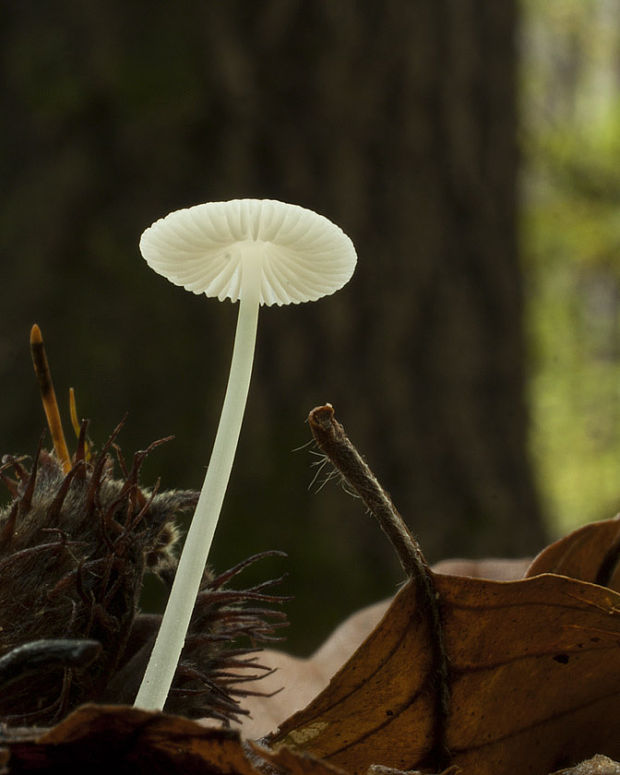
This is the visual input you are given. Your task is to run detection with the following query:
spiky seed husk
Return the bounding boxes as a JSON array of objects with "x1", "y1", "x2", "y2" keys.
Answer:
[{"x1": 0, "y1": 421, "x2": 287, "y2": 726}]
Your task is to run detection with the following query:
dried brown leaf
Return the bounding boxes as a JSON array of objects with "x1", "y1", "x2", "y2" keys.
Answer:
[
  {"x1": 269, "y1": 573, "x2": 620, "y2": 775},
  {"x1": 237, "y1": 560, "x2": 532, "y2": 740},
  {"x1": 0, "y1": 704, "x2": 351, "y2": 775},
  {"x1": 2, "y1": 705, "x2": 259, "y2": 774},
  {"x1": 526, "y1": 516, "x2": 620, "y2": 591}
]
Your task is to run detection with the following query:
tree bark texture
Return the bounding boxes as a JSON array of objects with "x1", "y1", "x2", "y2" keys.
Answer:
[{"x1": 1, "y1": 0, "x2": 546, "y2": 652}]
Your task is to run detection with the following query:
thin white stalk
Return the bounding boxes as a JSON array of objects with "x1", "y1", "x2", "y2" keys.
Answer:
[{"x1": 134, "y1": 255, "x2": 262, "y2": 711}]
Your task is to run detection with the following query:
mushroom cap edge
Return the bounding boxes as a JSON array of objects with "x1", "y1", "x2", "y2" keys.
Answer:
[{"x1": 139, "y1": 199, "x2": 357, "y2": 307}]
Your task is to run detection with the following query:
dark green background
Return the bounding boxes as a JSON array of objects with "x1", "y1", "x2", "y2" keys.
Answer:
[{"x1": 1, "y1": 1, "x2": 546, "y2": 654}]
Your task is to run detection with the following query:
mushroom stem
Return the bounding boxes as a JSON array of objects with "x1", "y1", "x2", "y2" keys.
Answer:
[{"x1": 134, "y1": 258, "x2": 262, "y2": 711}]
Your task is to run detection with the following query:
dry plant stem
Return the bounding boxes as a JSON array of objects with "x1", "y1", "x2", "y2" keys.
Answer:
[
  {"x1": 308, "y1": 404, "x2": 450, "y2": 771},
  {"x1": 30, "y1": 325, "x2": 72, "y2": 473},
  {"x1": 308, "y1": 405, "x2": 433, "y2": 583}
]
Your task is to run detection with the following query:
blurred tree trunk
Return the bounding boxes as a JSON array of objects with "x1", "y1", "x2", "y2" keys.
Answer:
[
  {"x1": 228, "y1": 1, "x2": 546, "y2": 553},
  {"x1": 3, "y1": 0, "x2": 546, "y2": 652}
]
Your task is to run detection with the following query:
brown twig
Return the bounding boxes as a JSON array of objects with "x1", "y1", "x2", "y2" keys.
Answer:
[{"x1": 308, "y1": 403, "x2": 451, "y2": 771}]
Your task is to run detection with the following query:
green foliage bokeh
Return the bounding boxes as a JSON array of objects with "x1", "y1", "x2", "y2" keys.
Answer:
[{"x1": 523, "y1": 0, "x2": 620, "y2": 533}]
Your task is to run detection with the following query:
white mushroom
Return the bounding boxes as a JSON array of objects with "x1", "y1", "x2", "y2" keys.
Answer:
[{"x1": 135, "y1": 199, "x2": 357, "y2": 710}]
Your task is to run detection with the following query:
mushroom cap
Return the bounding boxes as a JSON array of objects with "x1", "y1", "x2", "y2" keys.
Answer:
[{"x1": 139, "y1": 199, "x2": 357, "y2": 306}]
